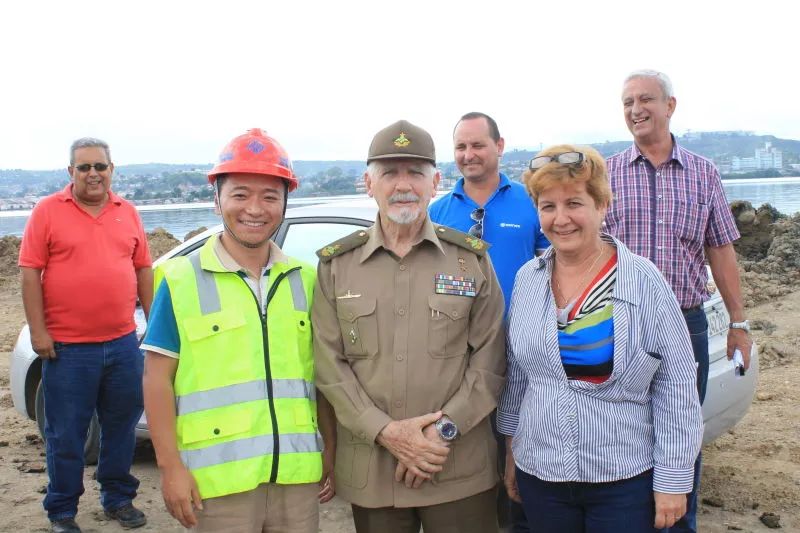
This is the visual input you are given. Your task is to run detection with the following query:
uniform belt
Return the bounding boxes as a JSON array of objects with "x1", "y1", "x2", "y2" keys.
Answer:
[{"x1": 681, "y1": 305, "x2": 702, "y2": 315}]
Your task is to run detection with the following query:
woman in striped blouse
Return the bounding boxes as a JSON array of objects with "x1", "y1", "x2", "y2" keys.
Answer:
[{"x1": 497, "y1": 145, "x2": 703, "y2": 532}]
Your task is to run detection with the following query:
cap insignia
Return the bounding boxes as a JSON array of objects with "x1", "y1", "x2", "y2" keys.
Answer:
[
  {"x1": 393, "y1": 132, "x2": 411, "y2": 148},
  {"x1": 320, "y1": 244, "x2": 342, "y2": 257},
  {"x1": 465, "y1": 236, "x2": 485, "y2": 250}
]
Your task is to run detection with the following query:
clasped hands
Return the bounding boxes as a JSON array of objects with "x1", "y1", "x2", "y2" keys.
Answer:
[{"x1": 376, "y1": 411, "x2": 451, "y2": 489}]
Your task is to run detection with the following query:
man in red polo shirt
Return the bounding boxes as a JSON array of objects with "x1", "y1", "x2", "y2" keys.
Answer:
[{"x1": 19, "y1": 137, "x2": 153, "y2": 533}]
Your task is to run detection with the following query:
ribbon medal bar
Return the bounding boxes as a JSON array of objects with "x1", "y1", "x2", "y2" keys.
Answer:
[{"x1": 435, "y1": 273, "x2": 477, "y2": 297}]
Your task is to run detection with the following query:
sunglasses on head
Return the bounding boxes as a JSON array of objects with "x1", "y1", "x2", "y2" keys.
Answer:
[
  {"x1": 74, "y1": 163, "x2": 110, "y2": 172},
  {"x1": 469, "y1": 207, "x2": 485, "y2": 239},
  {"x1": 529, "y1": 151, "x2": 585, "y2": 170}
]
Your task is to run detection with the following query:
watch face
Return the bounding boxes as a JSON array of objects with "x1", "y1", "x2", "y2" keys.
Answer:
[{"x1": 440, "y1": 422, "x2": 457, "y2": 440}]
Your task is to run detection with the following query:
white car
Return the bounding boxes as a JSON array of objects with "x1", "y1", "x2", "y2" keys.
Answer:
[{"x1": 9, "y1": 199, "x2": 758, "y2": 463}]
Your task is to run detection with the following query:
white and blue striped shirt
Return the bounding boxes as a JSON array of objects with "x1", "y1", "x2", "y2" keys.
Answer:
[{"x1": 497, "y1": 236, "x2": 703, "y2": 494}]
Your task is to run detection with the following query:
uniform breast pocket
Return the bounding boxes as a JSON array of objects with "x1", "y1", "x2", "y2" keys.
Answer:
[
  {"x1": 336, "y1": 298, "x2": 378, "y2": 359},
  {"x1": 428, "y1": 295, "x2": 471, "y2": 358},
  {"x1": 672, "y1": 200, "x2": 710, "y2": 244}
]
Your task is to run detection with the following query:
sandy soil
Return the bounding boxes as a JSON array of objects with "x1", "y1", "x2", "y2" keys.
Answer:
[{"x1": 1, "y1": 276, "x2": 798, "y2": 532}]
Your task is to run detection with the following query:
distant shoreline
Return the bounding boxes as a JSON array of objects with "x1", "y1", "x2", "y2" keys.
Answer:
[{"x1": 1, "y1": 176, "x2": 799, "y2": 218}]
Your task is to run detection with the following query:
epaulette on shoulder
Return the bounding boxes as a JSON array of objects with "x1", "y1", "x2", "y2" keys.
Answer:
[
  {"x1": 316, "y1": 228, "x2": 370, "y2": 262},
  {"x1": 433, "y1": 224, "x2": 490, "y2": 256}
]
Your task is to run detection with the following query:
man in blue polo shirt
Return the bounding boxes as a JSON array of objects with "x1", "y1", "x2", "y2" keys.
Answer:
[
  {"x1": 429, "y1": 112, "x2": 548, "y2": 313},
  {"x1": 429, "y1": 112, "x2": 547, "y2": 533}
]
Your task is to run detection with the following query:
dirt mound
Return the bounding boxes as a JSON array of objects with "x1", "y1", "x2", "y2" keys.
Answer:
[
  {"x1": 184, "y1": 226, "x2": 208, "y2": 241},
  {"x1": 732, "y1": 202, "x2": 800, "y2": 308},
  {"x1": 0, "y1": 236, "x2": 21, "y2": 277},
  {"x1": 147, "y1": 228, "x2": 182, "y2": 260}
]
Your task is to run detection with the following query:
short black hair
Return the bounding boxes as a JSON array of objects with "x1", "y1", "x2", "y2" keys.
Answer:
[{"x1": 456, "y1": 112, "x2": 501, "y2": 142}]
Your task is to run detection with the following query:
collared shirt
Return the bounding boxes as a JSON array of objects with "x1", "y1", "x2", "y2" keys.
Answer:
[
  {"x1": 497, "y1": 236, "x2": 703, "y2": 494},
  {"x1": 142, "y1": 237, "x2": 287, "y2": 358},
  {"x1": 312, "y1": 215, "x2": 506, "y2": 508},
  {"x1": 429, "y1": 173, "x2": 549, "y2": 313},
  {"x1": 604, "y1": 139, "x2": 740, "y2": 308},
  {"x1": 18, "y1": 184, "x2": 151, "y2": 342}
]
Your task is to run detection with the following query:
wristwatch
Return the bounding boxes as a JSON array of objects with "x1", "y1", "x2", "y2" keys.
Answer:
[
  {"x1": 435, "y1": 416, "x2": 459, "y2": 441},
  {"x1": 729, "y1": 320, "x2": 750, "y2": 333}
]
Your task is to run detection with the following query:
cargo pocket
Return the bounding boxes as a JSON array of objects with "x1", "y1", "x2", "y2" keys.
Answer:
[
  {"x1": 336, "y1": 298, "x2": 378, "y2": 359},
  {"x1": 179, "y1": 412, "x2": 253, "y2": 446},
  {"x1": 335, "y1": 429, "x2": 372, "y2": 489},
  {"x1": 435, "y1": 438, "x2": 487, "y2": 483},
  {"x1": 428, "y1": 295, "x2": 471, "y2": 358},
  {"x1": 181, "y1": 310, "x2": 250, "y2": 381},
  {"x1": 183, "y1": 309, "x2": 247, "y2": 344}
]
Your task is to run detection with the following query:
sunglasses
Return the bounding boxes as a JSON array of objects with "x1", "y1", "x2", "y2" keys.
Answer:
[
  {"x1": 529, "y1": 151, "x2": 585, "y2": 170},
  {"x1": 74, "y1": 163, "x2": 110, "y2": 172},
  {"x1": 469, "y1": 208, "x2": 485, "y2": 239}
]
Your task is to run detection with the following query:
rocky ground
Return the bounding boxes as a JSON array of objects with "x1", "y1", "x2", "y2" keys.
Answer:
[{"x1": 0, "y1": 206, "x2": 798, "y2": 532}]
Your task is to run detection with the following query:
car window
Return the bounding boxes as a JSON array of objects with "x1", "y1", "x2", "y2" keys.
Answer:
[{"x1": 281, "y1": 222, "x2": 368, "y2": 265}]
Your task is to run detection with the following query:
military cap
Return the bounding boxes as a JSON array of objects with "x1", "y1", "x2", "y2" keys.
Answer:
[{"x1": 367, "y1": 120, "x2": 435, "y2": 164}]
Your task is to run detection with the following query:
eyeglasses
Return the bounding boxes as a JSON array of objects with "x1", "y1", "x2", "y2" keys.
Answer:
[
  {"x1": 469, "y1": 208, "x2": 485, "y2": 239},
  {"x1": 529, "y1": 151, "x2": 585, "y2": 170},
  {"x1": 74, "y1": 163, "x2": 110, "y2": 173}
]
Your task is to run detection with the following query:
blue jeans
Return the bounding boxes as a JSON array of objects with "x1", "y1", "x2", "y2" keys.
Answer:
[
  {"x1": 42, "y1": 331, "x2": 143, "y2": 521},
  {"x1": 662, "y1": 308, "x2": 708, "y2": 533},
  {"x1": 516, "y1": 468, "x2": 657, "y2": 532}
]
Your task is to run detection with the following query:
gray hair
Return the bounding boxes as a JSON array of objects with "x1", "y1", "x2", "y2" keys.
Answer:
[
  {"x1": 624, "y1": 69, "x2": 674, "y2": 99},
  {"x1": 366, "y1": 160, "x2": 436, "y2": 179},
  {"x1": 70, "y1": 137, "x2": 111, "y2": 166}
]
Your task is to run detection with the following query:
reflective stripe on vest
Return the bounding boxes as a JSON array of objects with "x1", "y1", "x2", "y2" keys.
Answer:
[
  {"x1": 286, "y1": 269, "x2": 308, "y2": 312},
  {"x1": 180, "y1": 432, "x2": 319, "y2": 470},
  {"x1": 189, "y1": 253, "x2": 307, "y2": 315},
  {"x1": 177, "y1": 378, "x2": 316, "y2": 415},
  {"x1": 189, "y1": 253, "x2": 221, "y2": 314}
]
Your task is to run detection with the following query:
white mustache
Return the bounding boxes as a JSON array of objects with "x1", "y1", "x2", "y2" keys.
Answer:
[{"x1": 389, "y1": 193, "x2": 420, "y2": 204}]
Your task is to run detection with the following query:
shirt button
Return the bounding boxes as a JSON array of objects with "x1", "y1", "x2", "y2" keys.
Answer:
[
  {"x1": 657, "y1": 219, "x2": 663, "y2": 224},
  {"x1": 359, "y1": 431, "x2": 366, "y2": 439},
  {"x1": 348, "y1": 312, "x2": 354, "y2": 319},
  {"x1": 398, "y1": 308, "x2": 405, "y2": 316},
  {"x1": 657, "y1": 246, "x2": 663, "y2": 250},
  {"x1": 399, "y1": 265, "x2": 406, "y2": 271},
  {"x1": 657, "y1": 194, "x2": 662, "y2": 199},
  {"x1": 396, "y1": 354, "x2": 404, "y2": 361},
  {"x1": 452, "y1": 310, "x2": 459, "y2": 318},
  {"x1": 394, "y1": 400, "x2": 403, "y2": 407}
]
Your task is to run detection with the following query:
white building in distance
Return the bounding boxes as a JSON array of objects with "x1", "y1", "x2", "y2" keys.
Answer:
[{"x1": 731, "y1": 142, "x2": 783, "y2": 172}]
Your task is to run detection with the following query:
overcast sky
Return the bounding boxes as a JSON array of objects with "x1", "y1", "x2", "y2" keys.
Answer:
[{"x1": 1, "y1": 0, "x2": 796, "y2": 170}]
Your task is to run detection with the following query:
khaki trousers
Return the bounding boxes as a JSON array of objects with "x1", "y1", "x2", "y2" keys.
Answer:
[
  {"x1": 351, "y1": 488, "x2": 498, "y2": 533},
  {"x1": 190, "y1": 482, "x2": 319, "y2": 533}
]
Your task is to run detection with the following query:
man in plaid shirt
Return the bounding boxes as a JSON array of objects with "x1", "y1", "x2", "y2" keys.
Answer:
[{"x1": 605, "y1": 69, "x2": 753, "y2": 533}]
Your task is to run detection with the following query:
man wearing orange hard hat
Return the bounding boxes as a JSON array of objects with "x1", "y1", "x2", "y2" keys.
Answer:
[{"x1": 142, "y1": 129, "x2": 336, "y2": 532}]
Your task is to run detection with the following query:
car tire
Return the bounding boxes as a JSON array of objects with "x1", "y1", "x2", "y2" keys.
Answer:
[{"x1": 34, "y1": 379, "x2": 101, "y2": 465}]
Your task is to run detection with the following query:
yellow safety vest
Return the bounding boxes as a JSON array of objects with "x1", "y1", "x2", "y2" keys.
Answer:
[{"x1": 157, "y1": 235, "x2": 321, "y2": 499}]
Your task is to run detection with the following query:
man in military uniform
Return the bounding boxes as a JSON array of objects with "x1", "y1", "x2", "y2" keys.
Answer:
[{"x1": 312, "y1": 120, "x2": 506, "y2": 533}]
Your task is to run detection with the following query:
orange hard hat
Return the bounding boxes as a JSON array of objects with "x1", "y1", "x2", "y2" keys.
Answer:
[{"x1": 208, "y1": 128, "x2": 299, "y2": 191}]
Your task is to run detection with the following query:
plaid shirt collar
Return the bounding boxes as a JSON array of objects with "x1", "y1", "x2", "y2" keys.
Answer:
[{"x1": 626, "y1": 135, "x2": 686, "y2": 169}]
